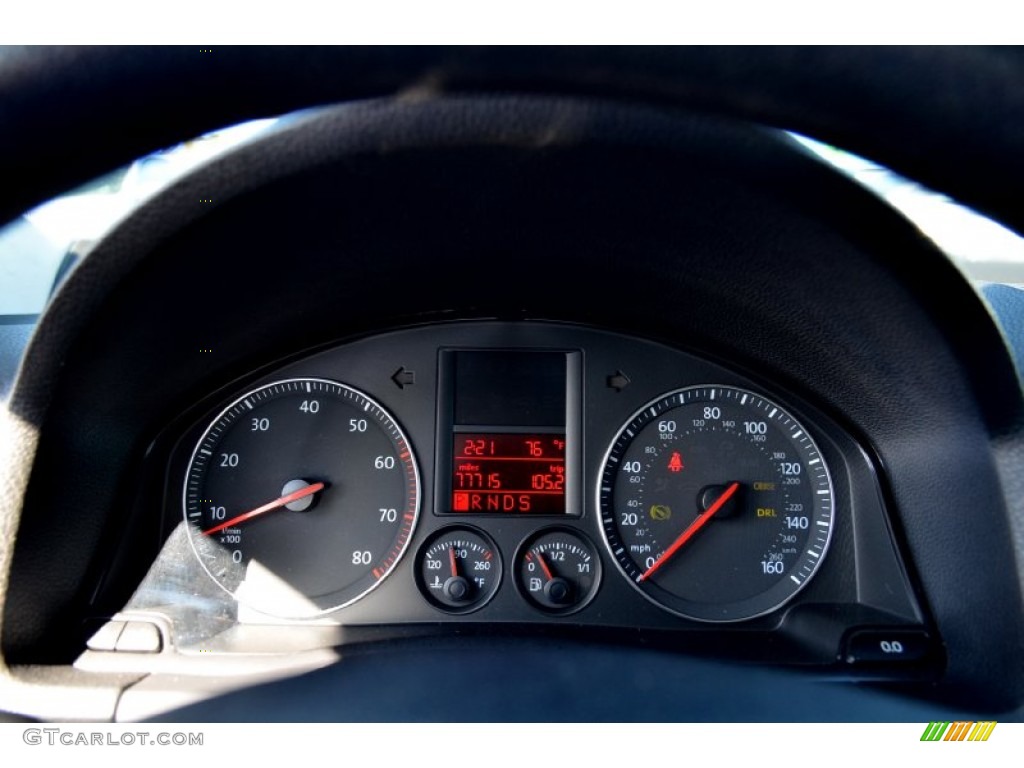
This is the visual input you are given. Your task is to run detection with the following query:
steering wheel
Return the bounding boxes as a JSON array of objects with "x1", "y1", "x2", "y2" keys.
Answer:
[{"x1": 1, "y1": 46, "x2": 1022, "y2": 721}]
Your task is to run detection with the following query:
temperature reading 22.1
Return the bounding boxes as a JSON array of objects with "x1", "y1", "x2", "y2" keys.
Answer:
[{"x1": 452, "y1": 433, "x2": 566, "y2": 514}]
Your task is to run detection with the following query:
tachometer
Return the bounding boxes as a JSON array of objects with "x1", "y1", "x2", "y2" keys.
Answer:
[
  {"x1": 183, "y1": 378, "x2": 420, "y2": 619},
  {"x1": 599, "y1": 385, "x2": 834, "y2": 622}
]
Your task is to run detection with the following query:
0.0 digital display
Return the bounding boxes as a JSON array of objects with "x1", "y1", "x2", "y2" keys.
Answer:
[{"x1": 451, "y1": 433, "x2": 566, "y2": 514}]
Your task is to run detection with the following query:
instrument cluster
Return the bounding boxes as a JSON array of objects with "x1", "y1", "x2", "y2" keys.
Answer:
[{"x1": 131, "y1": 321, "x2": 931, "y2": 669}]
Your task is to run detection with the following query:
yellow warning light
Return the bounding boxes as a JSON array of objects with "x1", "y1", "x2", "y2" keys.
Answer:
[{"x1": 649, "y1": 504, "x2": 672, "y2": 521}]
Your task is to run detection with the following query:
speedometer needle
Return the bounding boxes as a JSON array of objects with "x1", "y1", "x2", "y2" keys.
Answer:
[
  {"x1": 639, "y1": 481, "x2": 740, "y2": 582},
  {"x1": 203, "y1": 481, "x2": 325, "y2": 536}
]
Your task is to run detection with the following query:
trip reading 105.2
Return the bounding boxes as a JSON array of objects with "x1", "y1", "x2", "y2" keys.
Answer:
[{"x1": 451, "y1": 433, "x2": 566, "y2": 514}]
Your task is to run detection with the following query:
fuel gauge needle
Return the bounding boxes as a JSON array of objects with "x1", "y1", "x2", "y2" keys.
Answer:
[
  {"x1": 203, "y1": 481, "x2": 325, "y2": 536},
  {"x1": 639, "y1": 481, "x2": 740, "y2": 582},
  {"x1": 535, "y1": 551, "x2": 555, "y2": 581}
]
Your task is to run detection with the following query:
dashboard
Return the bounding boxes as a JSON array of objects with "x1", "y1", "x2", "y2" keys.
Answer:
[
  {"x1": 111, "y1": 322, "x2": 926, "y2": 669},
  {"x1": 2, "y1": 48, "x2": 1023, "y2": 722}
]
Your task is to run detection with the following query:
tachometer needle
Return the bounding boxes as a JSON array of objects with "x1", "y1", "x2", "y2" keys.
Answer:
[
  {"x1": 203, "y1": 481, "x2": 325, "y2": 536},
  {"x1": 639, "y1": 481, "x2": 740, "y2": 582}
]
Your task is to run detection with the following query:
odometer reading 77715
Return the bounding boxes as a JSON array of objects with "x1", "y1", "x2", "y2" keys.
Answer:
[
  {"x1": 599, "y1": 385, "x2": 835, "y2": 622},
  {"x1": 452, "y1": 433, "x2": 566, "y2": 514}
]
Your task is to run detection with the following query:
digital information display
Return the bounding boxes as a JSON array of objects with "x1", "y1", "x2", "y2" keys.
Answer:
[
  {"x1": 451, "y1": 432, "x2": 566, "y2": 514},
  {"x1": 437, "y1": 348, "x2": 579, "y2": 516}
]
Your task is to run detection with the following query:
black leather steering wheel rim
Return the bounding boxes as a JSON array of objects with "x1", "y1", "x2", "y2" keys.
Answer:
[{"x1": 3, "y1": 46, "x2": 1024, "y2": 236}]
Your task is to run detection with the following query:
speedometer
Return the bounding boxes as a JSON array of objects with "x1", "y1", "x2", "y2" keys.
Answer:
[
  {"x1": 183, "y1": 378, "x2": 420, "y2": 619},
  {"x1": 599, "y1": 385, "x2": 834, "y2": 622}
]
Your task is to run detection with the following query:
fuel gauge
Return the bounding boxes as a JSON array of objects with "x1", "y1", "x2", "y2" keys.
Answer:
[{"x1": 516, "y1": 529, "x2": 601, "y2": 614}]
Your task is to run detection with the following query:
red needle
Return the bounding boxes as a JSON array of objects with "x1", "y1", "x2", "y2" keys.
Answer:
[
  {"x1": 639, "y1": 481, "x2": 741, "y2": 582},
  {"x1": 203, "y1": 481, "x2": 325, "y2": 536},
  {"x1": 449, "y1": 546, "x2": 459, "y2": 577},
  {"x1": 535, "y1": 551, "x2": 555, "y2": 581}
]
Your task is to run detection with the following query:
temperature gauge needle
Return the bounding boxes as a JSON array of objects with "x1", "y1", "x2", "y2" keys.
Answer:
[
  {"x1": 203, "y1": 481, "x2": 325, "y2": 536},
  {"x1": 449, "y1": 546, "x2": 459, "y2": 577},
  {"x1": 639, "y1": 481, "x2": 740, "y2": 582}
]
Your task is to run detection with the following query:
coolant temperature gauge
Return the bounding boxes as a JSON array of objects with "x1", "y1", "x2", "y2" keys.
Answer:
[
  {"x1": 416, "y1": 527, "x2": 502, "y2": 613},
  {"x1": 516, "y1": 529, "x2": 601, "y2": 614}
]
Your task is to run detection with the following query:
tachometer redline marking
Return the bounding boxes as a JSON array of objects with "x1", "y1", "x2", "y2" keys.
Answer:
[
  {"x1": 202, "y1": 481, "x2": 325, "y2": 536},
  {"x1": 638, "y1": 481, "x2": 741, "y2": 582}
]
